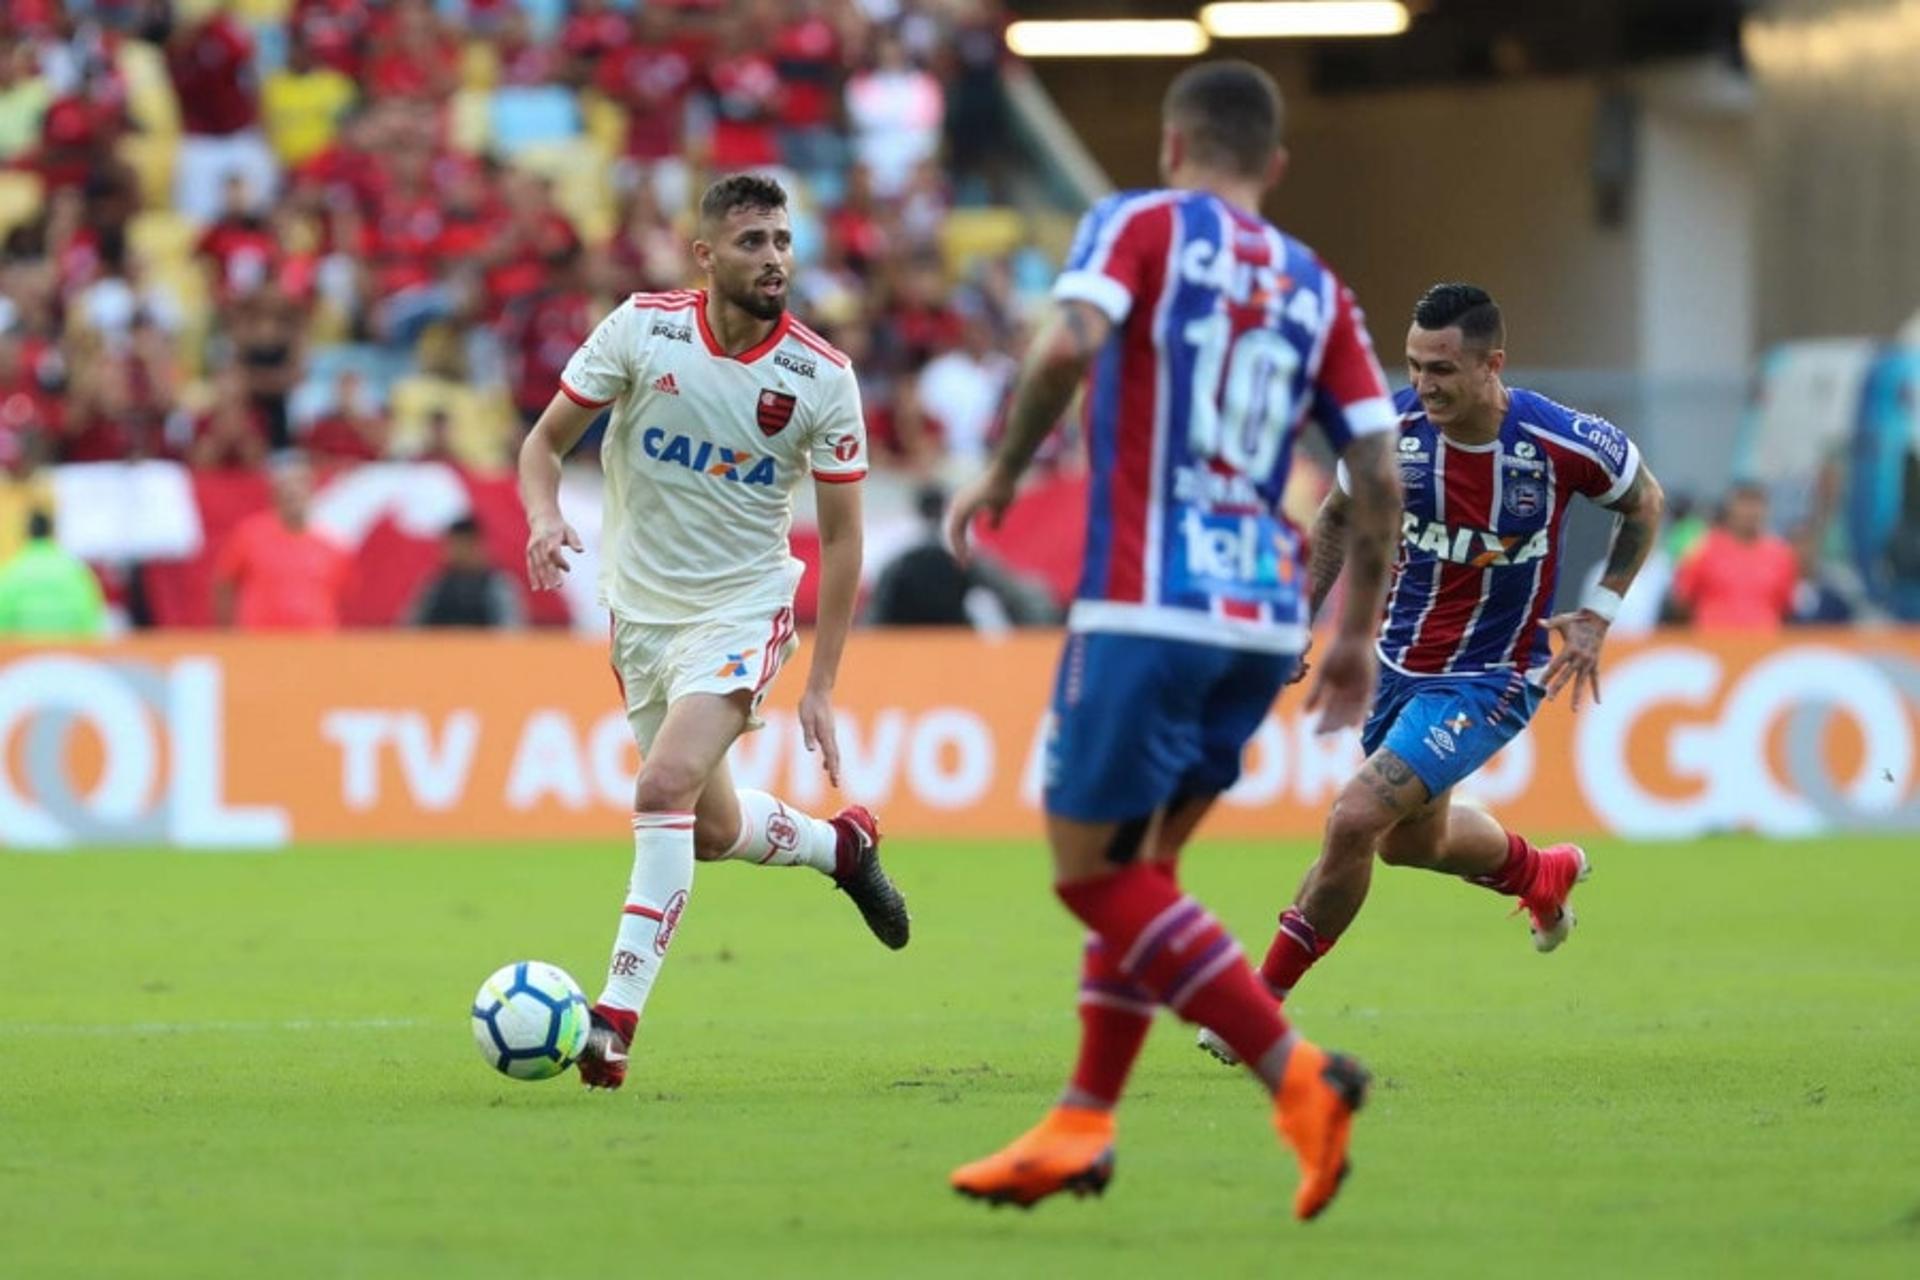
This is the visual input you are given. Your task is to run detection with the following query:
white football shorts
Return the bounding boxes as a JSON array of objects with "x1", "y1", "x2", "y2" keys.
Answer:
[{"x1": 609, "y1": 605, "x2": 799, "y2": 752}]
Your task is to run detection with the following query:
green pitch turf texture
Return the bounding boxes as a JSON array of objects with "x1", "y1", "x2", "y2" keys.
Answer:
[{"x1": 2, "y1": 836, "x2": 1916, "y2": 1280}]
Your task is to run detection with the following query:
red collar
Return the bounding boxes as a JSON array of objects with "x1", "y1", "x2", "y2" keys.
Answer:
[{"x1": 695, "y1": 291, "x2": 790, "y2": 364}]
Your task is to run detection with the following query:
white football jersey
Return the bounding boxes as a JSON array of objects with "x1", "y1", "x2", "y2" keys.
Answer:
[{"x1": 559, "y1": 289, "x2": 868, "y2": 624}]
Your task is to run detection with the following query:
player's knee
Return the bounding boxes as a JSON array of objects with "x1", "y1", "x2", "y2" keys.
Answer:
[
  {"x1": 1324, "y1": 787, "x2": 1394, "y2": 859},
  {"x1": 633, "y1": 758, "x2": 704, "y2": 814}
]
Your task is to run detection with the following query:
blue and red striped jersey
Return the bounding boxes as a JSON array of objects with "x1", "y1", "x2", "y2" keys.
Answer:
[
  {"x1": 1347, "y1": 386, "x2": 1641, "y2": 679},
  {"x1": 1054, "y1": 188, "x2": 1394, "y2": 654}
]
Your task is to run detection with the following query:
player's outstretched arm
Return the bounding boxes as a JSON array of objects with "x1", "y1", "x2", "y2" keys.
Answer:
[
  {"x1": 944, "y1": 300, "x2": 1111, "y2": 563},
  {"x1": 1544, "y1": 461, "x2": 1667, "y2": 709},
  {"x1": 1303, "y1": 432, "x2": 1400, "y2": 733},
  {"x1": 517, "y1": 393, "x2": 599, "y2": 591},
  {"x1": 800, "y1": 477, "x2": 864, "y2": 788}
]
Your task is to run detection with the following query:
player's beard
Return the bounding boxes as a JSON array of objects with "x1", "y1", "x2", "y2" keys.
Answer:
[{"x1": 725, "y1": 274, "x2": 789, "y2": 322}]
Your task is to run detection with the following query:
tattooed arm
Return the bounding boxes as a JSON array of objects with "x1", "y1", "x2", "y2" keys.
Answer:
[
  {"x1": 1303, "y1": 432, "x2": 1401, "y2": 731},
  {"x1": 944, "y1": 300, "x2": 1111, "y2": 561},
  {"x1": 1306, "y1": 485, "x2": 1353, "y2": 621},
  {"x1": 1544, "y1": 461, "x2": 1667, "y2": 709},
  {"x1": 1595, "y1": 464, "x2": 1667, "y2": 597}
]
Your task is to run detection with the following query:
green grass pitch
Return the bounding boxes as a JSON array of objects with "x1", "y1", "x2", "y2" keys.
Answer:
[{"x1": 3, "y1": 835, "x2": 1916, "y2": 1279}]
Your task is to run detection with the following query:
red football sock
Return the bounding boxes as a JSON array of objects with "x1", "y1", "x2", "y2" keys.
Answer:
[
  {"x1": 1069, "y1": 936, "x2": 1155, "y2": 1106},
  {"x1": 591, "y1": 1002, "x2": 637, "y2": 1043},
  {"x1": 1259, "y1": 906, "x2": 1336, "y2": 997},
  {"x1": 1057, "y1": 863, "x2": 1287, "y2": 1070},
  {"x1": 1472, "y1": 831, "x2": 1539, "y2": 897}
]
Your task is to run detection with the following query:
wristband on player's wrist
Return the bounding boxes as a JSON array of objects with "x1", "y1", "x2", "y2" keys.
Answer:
[{"x1": 1580, "y1": 585, "x2": 1624, "y2": 624}]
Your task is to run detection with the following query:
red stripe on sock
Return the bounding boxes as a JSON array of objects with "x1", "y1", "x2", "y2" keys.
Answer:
[
  {"x1": 1070, "y1": 937, "x2": 1153, "y2": 1106},
  {"x1": 1259, "y1": 907, "x2": 1335, "y2": 996},
  {"x1": 623, "y1": 904, "x2": 666, "y2": 921}
]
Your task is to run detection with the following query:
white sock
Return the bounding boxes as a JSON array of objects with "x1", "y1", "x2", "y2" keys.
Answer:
[
  {"x1": 716, "y1": 789, "x2": 840, "y2": 875},
  {"x1": 597, "y1": 811, "x2": 696, "y2": 1017}
]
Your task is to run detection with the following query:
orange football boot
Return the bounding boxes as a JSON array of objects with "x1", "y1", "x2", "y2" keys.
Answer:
[
  {"x1": 1275, "y1": 1042, "x2": 1370, "y2": 1221},
  {"x1": 950, "y1": 1106, "x2": 1117, "y2": 1208}
]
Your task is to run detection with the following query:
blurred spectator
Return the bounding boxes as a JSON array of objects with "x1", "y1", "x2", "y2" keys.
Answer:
[
  {"x1": 607, "y1": 182, "x2": 687, "y2": 292},
  {"x1": 846, "y1": 33, "x2": 943, "y2": 198},
  {"x1": 773, "y1": 0, "x2": 846, "y2": 173},
  {"x1": 0, "y1": 510, "x2": 106, "y2": 638},
  {"x1": 229, "y1": 283, "x2": 306, "y2": 450},
  {"x1": 907, "y1": 298, "x2": 1014, "y2": 472},
  {"x1": 60, "y1": 339, "x2": 170, "y2": 462},
  {"x1": 0, "y1": 43, "x2": 52, "y2": 162},
  {"x1": 706, "y1": 22, "x2": 785, "y2": 171},
  {"x1": 364, "y1": 0, "x2": 459, "y2": 102},
  {"x1": 1670, "y1": 483, "x2": 1800, "y2": 631},
  {"x1": 303, "y1": 370, "x2": 391, "y2": 462},
  {"x1": 561, "y1": 0, "x2": 631, "y2": 88},
  {"x1": 213, "y1": 455, "x2": 347, "y2": 630},
  {"x1": 410, "y1": 515, "x2": 524, "y2": 628},
  {"x1": 262, "y1": 34, "x2": 358, "y2": 169},
  {"x1": 942, "y1": 0, "x2": 1011, "y2": 201},
  {"x1": 495, "y1": 10, "x2": 562, "y2": 88},
  {"x1": 866, "y1": 484, "x2": 1052, "y2": 629},
  {"x1": 189, "y1": 365, "x2": 272, "y2": 471},
  {"x1": 594, "y1": 4, "x2": 697, "y2": 214},
  {"x1": 167, "y1": 9, "x2": 277, "y2": 223}
]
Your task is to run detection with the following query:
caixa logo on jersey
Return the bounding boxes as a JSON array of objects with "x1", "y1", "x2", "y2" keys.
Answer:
[
  {"x1": 0, "y1": 654, "x2": 288, "y2": 847},
  {"x1": 1402, "y1": 514, "x2": 1549, "y2": 567},
  {"x1": 640, "y1": 428, "x2": 777, "y2": 485}
]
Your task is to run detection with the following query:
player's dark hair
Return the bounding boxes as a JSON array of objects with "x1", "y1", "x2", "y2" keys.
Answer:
[
  {"x1": 1162, "y1": 60, "x2": 1284, "y2": 179},
  {"x1": 1413, "y1": 283, "x2": 1506, "y2": 351},
  {"x1": 698, "y1": 173, "x2": 788, "y2": 230}
]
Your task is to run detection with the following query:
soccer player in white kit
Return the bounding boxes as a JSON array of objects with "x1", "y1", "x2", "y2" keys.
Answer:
[{"x1": 517, "y1": 175, "x2": 911, "y2": 1090}]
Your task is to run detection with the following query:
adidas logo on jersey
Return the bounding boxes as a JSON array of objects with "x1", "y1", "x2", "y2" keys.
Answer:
[
  {"x1": 640, "y1": 427, "x2": 777, "y2": 486},
  {"x1": 653, "y1": 373, "x2": 680, "y2": 395},
  {"x1": 1401, "y1": 513, "x2": 1549, "y2": 567}
]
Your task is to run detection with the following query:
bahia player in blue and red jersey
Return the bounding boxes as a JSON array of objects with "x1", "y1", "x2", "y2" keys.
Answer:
[
  {"x1": 942, "y1": 61, "x2": 1404, "y2": 1221},
  {"x1": 1203, "y1": 284, "x2": 1667, "y2": 1066}
]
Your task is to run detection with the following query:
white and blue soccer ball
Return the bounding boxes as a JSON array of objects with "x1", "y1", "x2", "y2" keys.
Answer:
[{"x1": 471, "y1": 961, "x2": 592, "y2": 1080}]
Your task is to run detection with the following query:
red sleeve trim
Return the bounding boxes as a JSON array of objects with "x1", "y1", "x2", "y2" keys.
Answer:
[
  {"x1": 787, "y1": 319, "x2": 851, "y2": 367},
  {"x1": 813, "y1": 469, "x2": 867, "y2": 484},
  {"x1": 560, "y1": 380, "x2": 615, "y2": 409}
]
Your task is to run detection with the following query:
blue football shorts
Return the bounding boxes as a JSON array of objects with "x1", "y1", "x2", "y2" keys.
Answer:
[
  {"x1": 1043, "y1": 630, "x2": 1298, "y2": 823},
  {"x1": 1359, "y1": 666, "x2": 1544, "y2": 799}
]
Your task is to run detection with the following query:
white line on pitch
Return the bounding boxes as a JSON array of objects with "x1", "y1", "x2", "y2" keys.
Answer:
[{"x1": 0, "y1": 1017, "x2": 435, "y2": 1037}]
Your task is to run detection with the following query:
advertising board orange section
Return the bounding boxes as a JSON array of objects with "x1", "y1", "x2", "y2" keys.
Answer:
[{"x1": 1, "y1": 630, "x2": 1916, "y2": 848}]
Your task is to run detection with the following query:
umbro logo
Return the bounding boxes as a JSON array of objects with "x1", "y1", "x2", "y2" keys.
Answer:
[{"x1": 653, "y1": 373, "x2": 680, "y2": 396}]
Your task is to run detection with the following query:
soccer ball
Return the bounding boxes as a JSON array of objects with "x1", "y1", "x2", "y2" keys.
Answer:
[{"x1": 470, "y1": 961, "x2": 592, "y2": 1080}]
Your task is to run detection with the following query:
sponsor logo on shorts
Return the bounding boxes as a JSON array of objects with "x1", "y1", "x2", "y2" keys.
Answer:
[
  {"x1": 715, "y1": 648, "x2": 759, "y2": 678},
  {"x1": 1426, "y1": 725, "x2": 1456, "y2": 757},
  {"x1": 1446, "y1": 711, "x2": 1473, "y2": 735}
]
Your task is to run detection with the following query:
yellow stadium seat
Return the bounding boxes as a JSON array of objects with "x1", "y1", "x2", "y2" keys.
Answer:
[
  {"x1": 512, "y1": 140, "x2": 616, "y2": 246},
  {"x1": 389, "y1": 375, "x2": 516, "y2": 471},
  {"x1": 580, "y1": 90, "x2": 627, "y2": 158},
  {"x1": 939, "y1": 207, "x2": 1030, "y2": 277},
  {"x1": 448, "y1": 89, "x2": 492, "y2": 156},
  {"x1": 0, "y1": 172, "x2": 45, "y2": 240},
  {"x1": 117, "y1": 133, "x2": 179, "y2": 210},
  {"x1": 116, "y1": 37, "x2": 180, "y2": 136},
  {"x1": 230, "y1": 0, "x2": 294, "y2": 22},
  {"x1": 129, "y1": 210, "x2": 198, "y2": 268},
  {"x1": 461, "y1": 41, "x2": 500, "y2": 93}
]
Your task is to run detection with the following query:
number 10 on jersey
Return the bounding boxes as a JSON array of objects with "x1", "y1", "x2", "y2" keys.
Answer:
[{"x1": 1182, "y1": 312, "x2": 1301, "y2": 478}]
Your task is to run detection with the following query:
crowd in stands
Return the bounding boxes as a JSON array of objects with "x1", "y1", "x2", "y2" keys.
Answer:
[{"x1": 0, "y1": 0, "x2": 1086, "y2": 633}]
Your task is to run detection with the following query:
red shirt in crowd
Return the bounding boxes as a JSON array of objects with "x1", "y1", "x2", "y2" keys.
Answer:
[
  {"x1": 168, "y1": 16, "x2": 258, "y2": 135},
  {"x1": 293, "y1": 0, "x2": 372, "y2": 78},
  {"x1": 595, "y1": 39, "x2": 698, "y2": 161},
  {"x1": 1671, "y1": 527, "x2": 1800, "y2": 630},
  {"x1": 215, "y1": 511, "x2": 349, "y2": 631},
  {"x1": 503, "y1": 288, "x2": 593, "y2": 416},
  {"x1": 706, "y1": 52, "x2": 783, "y2": 169},
  {"x1": 773, "y1": 14, "x2": 842, "y2": 130}
]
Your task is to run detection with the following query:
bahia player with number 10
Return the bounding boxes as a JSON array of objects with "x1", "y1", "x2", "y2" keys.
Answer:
[{"x1": 944, "y1": 60, "x2": 1404, "y2": 1220}]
